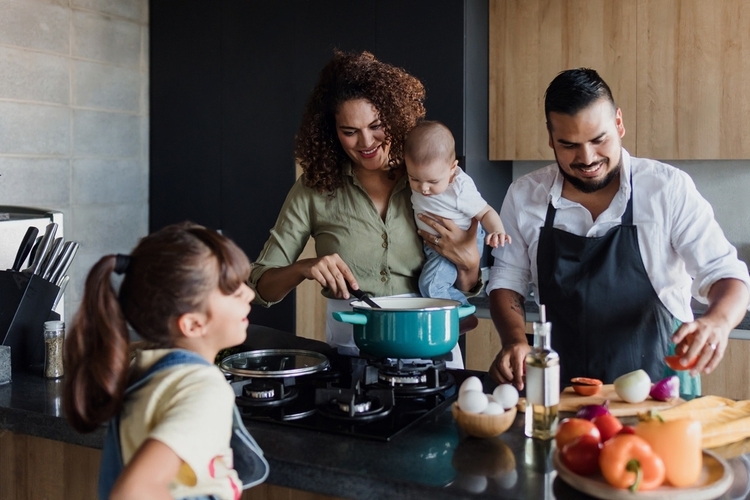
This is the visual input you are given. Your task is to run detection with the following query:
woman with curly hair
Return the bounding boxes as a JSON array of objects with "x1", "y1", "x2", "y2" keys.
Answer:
[{"x1": 249, "y1": 50, "x2": 481, "y2": 366}]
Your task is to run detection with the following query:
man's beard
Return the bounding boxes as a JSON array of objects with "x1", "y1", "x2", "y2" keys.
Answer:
[{"x1": 557, "y1": 155, "x2": 623, "y2": 194}]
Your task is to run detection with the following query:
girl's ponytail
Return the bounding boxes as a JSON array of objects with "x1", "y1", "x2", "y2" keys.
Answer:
[{"x1": 63, "y1": 255, "x2": 130, "y2": 433}]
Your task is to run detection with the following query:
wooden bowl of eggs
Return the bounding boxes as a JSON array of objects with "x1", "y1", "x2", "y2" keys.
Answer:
[{"x1": 452, "y1": 377, "x2": 519, "y2": 438}]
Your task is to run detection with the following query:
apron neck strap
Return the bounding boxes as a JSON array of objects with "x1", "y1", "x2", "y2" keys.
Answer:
[{"x1": 544, "y1": 172, "x2": 635, "y2": 227}]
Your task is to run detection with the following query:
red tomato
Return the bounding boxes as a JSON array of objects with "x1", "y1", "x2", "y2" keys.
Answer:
[
  {"x1": 592, "y1": 414, "x2": 624, "y2": 442},
  {"x1": 664, "y1": 355, "x2": 698, "y2": 371},
  {"x1": 555, "y1": 418, "x2": 601, "y2": 450},
  {"x1": 561, "y1": 434, "x2": 602, "y2": 476},
  {"x1": 617, "y1": 425, "x2": 636, "y2": 436}
]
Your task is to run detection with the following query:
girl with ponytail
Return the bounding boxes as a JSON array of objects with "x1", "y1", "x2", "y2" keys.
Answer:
[{"x1": 63, "y1": 222, "x2": 268, "y2": 500}]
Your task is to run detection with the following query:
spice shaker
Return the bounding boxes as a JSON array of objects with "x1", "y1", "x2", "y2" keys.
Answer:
[{"x1": 44, "y1": 320, "x2": 65, "y2": 378}]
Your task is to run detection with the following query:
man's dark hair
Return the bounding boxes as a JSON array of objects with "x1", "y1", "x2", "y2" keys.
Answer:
[{"x1": 544, "y1": 68, "x2": 615, "y2": 127}]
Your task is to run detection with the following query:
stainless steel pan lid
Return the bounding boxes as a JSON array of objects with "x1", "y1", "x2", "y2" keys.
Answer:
[{"x1": 219, "y1": 349, "x2": 330, "y2": 378}]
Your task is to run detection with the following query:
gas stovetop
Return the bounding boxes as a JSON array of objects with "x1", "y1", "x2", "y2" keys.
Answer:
[{"x1": 223, "y1": 350, "x2": 479, "y2": 441}]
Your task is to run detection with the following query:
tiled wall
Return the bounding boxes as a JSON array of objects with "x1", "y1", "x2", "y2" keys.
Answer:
[
  {"x1": 513, "y1": 159, "x2": 750, "y2": 266},
  {"x1": 0, "y1": 0, "x2": 149, "y2": 322}
]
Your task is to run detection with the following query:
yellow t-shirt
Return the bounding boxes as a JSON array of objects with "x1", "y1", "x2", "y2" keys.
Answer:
[{"x1": 119, "y1": 349, "x2": 241, "y2": 500}]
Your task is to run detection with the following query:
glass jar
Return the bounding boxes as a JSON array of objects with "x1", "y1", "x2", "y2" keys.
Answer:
[{"x1": 44, "y1": 320, "x2": 65, "y2": 378}]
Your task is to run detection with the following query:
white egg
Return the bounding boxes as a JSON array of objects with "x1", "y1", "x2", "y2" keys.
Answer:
[
  {"x1": 482, "y1": 401, "x2": 505, "y2": 415},
  {"x1": 458, "y1": 390, "x2": 489, "y2": 414},
  {"x1": 453, "y1": 473, "x2": 488, "y2": 494},
  {"x1": 492, "y1": 384, "x2": 519, "y2": 410},
  {"x1": 459, "y1": 376, "x2": 483, "y2": 394}
]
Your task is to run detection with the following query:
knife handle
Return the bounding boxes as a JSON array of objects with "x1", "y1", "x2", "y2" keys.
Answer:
[
  {"x1": 11, "y1": 226, "x2": 39, "y2": 271},
  {"x1": 48, "y1": 241, "x2": 75, "y2": 285},
  {"x1": 28, "y1": 222, "x2": 57, "y2": 275},
  {"x1": 51, "y1": 242, "x2": 79, "y2": 286},
  {"x1": 40, "y1": 237, "x2": 64, "y2": 280}
]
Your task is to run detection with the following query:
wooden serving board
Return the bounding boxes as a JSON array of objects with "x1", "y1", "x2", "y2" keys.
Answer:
[{"x1": 518, "y1": 384, "x2": 684, "y2": 417}]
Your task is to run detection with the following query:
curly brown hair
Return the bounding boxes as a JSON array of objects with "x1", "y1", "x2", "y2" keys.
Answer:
[{"x1": 295, "y1": 50, "x2": 426, "y2": 193}]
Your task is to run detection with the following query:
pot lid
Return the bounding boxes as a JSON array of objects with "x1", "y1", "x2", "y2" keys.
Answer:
[{"x1": 219, "y1": 349, "x2": 330, "y2": 378}]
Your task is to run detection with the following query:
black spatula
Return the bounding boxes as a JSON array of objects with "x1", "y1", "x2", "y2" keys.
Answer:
[{"x1": 347, "y1": 283, "x2": 381, "y2": 308}]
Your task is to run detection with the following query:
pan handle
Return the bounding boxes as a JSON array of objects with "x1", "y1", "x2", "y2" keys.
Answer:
[
  {"x1": 457, "y1": 304, "x2": 476, "y2": 319},
  {"x1": 331, "y1": 311, "x2": 368, "y2": 325}
]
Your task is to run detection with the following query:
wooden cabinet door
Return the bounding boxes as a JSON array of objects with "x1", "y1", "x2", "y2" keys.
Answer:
[
  {"x1": 636, "y1": 0, "x2": 750, "y2": 159},
  {"x1": 489, "y1": 0, "x2": 637, "y2": 160}
]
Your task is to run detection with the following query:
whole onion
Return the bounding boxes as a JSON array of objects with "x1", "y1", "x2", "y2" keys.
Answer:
[
  {"x1": 575, "y1": 400, "x2": 611, "y2": 420},
  {"x1": 649, "y1": 375, "x2": 680, "y2": 401}
]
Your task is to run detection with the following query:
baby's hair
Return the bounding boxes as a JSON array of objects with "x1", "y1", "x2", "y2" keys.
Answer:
[
  {"x1": 63, "y1": 222, "x2": 251, "y2": 433},
  {"x1": 404, "y1": 120, "x2": 456, "y2": 167}
]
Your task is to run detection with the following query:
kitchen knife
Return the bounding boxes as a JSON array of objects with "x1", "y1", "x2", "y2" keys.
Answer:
[
  {"x1": 10, "y1": 226, "x2": 39, "y2": 271},
  {"x1": 52, "y1": 275, "x2": 69, "y2": 310},
  {"x1": 26, "y1": 223, "x2": 57, "y2": 275},
  {"x1": 51, "y1": 241, "x2": 79, "y2": 286},
  {"x1": 39, "y1": 237, "x2": 64, "y2": 280},
  {"x1": 47, "y1": 241, "x2": 75, "y2": 286}
]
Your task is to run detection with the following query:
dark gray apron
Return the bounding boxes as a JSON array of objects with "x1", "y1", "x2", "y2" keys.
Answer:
[{"x1": 536, "y1": 178, "x2": 673, "y2": 386}]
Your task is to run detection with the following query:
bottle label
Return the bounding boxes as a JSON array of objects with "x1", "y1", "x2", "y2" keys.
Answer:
[{"x1": 526, "y1": 364, "x2": 560, "y2": 406}]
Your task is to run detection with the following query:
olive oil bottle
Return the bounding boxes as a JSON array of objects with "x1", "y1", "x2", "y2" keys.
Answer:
[{"x1": 524, "y1": 305, "x2": 560, "y2": 439}]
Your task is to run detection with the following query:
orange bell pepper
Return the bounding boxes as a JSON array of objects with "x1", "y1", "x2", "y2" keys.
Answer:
[
  {"x1": 635, "y1": 412, "x2": 702, "y2": 487},
  {"x1": 599, "y1": 435, "x2": 666, "y2": 492}
]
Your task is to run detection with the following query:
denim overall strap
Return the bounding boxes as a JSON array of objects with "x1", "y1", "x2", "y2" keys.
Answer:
[{"x1": 97, "y1": 350, "x2": 213, "y2": 500}]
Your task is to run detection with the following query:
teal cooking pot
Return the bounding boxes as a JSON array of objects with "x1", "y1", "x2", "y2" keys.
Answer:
[{"x1": 332, "y1": 297, "x2": 476, "y2": 359}]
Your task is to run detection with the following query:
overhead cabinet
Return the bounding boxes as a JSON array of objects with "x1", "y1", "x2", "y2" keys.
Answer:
[{"x1": 490, "y1": 0, "x2": 750, "y2": 160}]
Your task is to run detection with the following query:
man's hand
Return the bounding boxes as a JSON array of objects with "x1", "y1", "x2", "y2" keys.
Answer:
[{"x1": 489, "y1": 341, "x2": 531, "y2": 390}]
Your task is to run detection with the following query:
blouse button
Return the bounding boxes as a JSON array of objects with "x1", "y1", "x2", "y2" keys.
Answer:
[
  {"x1": 382, "y1": 233, "x2": 388, "y2": 240},
  {"x1": 381, "y1": 276, "x2": 387, "y2": 283},
  {"x1": 382, "y1": 242, "x2": 388, "y2": 248}
]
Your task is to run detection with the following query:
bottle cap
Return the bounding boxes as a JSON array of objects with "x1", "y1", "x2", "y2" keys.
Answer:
[{"x1": 44, "y1": 321, "x2": 65, "y2": 331}]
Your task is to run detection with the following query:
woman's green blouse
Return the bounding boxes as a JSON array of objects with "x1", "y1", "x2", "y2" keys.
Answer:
[{"x1": 249, "y1": 165, "x2": 424, "y2": 305}]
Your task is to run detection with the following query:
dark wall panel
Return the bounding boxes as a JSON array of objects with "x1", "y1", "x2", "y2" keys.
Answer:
[
  {"x1": 150, "y1": 1, "x2": 223, "y2": 232},
  {"x1": 376, "y1": 0, "x2": 466, "y2": 156}
]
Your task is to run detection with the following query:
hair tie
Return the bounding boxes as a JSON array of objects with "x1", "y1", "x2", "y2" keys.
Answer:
[{"x1": 114, "y1": 254, "x2": 131, "y2": 275}]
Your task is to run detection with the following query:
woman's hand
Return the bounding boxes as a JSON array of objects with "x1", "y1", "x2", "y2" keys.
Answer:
[
  {"x1": 256, "y1": 253, "x2": 359, "y2": 302},
  {"x1": 417, "y1": 212, "x2": 481, "y2": 291},
  {"x1": 298, "y1": 253, "x2": 358, "y2": 299}
]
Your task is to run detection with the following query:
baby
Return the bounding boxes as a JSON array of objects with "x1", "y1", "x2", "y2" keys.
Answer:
[{"x1": 405, "y1": 120, "x2": 510, "y2": 304}]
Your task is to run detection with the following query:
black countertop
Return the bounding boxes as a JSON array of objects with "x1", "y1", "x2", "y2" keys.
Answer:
[{"x1": 3, "y1": 326, "x2": 750, "y2": 499}]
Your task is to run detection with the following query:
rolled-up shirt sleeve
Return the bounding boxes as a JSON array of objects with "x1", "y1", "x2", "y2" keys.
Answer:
[
  {"x1": 667, "y1": 169, "x2": 750, "y2": 303},
  {"x1": 487, "y1": 182, "x2": 533, "y2": 298},
  {"x1": 248, "y1": 178, "x2": 313, "y2": 307}
]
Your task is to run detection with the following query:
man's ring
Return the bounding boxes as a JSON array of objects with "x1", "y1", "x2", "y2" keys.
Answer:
[
  {"x1": 708, "y1": 342, "x2": 717, "y2": 350},
  {"x1": 434, "y1": 236, "x2": 441, "y2": 245}
]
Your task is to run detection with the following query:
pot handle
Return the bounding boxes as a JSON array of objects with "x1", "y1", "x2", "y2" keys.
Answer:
[
  {"x1": 457, "y1": 304, "x2": 476, "y2": 319},
  {"x1": 331, "y1": 311, "x2": 368, "y2": 325}
]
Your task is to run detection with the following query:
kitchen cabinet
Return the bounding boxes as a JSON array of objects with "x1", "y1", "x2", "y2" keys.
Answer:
[
  {"x1": 702, "y1": 338, "x2": 750, "y2": 400},
  {"x1": 489, "y1": 0, "x2": 637, "y2": 160},
  {"x1": 0, "y1": 431, "x2": 342, "y2": 500},
  {"x1": 490, "y1": 0, "x2": 750, "y2": 160},
  {"x1": 636, "y1": 0, "x2": 750, "y2": 159}
]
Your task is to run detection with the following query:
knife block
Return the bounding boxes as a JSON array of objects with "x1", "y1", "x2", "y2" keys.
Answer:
[{"x1": 0, "y1": 270, "x2": 60, "y2": 372}]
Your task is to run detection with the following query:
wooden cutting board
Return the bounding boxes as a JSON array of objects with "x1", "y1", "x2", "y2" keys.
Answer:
[{"x1": 518, "y1": 384, "x2": 684, "y2": 417}]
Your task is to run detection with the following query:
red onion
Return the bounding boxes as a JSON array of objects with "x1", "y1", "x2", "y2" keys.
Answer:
[
  {"x1": 575, "y1": 400, "x2": 611, "y2": 420},
  {"x1": 649, "y1": 375, "x2": 680, "y2": 401}
]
